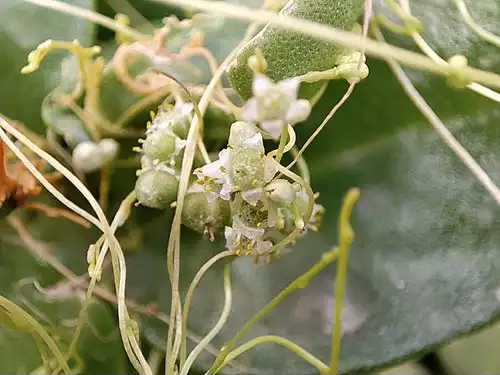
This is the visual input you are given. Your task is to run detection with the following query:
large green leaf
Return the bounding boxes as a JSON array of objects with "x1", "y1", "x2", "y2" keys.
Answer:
[
  {"x1": 0, "y1": 0, "x2": 96, "y2": 132},
  {"x1": 2, "y1": 0, "x2": 500, "y2": 374},
  {"x1": 122, "y1": 0, "x2": 500, "y2": 374}
]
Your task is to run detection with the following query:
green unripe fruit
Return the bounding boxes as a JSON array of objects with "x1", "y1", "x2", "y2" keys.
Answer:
[
  {"x1": 229, "y1": 148, "x2": 265, "y2": 190},
  {"x1": 182, "y1": 192, "x2": 231, "y2": 235},
  {"x1": 227, "y1": 0, "x2": 364, "y2": 100},
  {"x1": 135, "y1": 169, "x2": 179, "y2": 209},
  {"x1": 142, "y1": 130, "x2": 177, "y2": 162}
]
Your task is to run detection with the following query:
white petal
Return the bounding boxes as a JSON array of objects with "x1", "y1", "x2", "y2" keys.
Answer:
[
  {"x1": 219, "y1": 183, "x2": 233, "y2": 201},
  {"x1": 206, "y1": 190, "x2": 221, "y2": 201},
  {"x1": 233, "y1": 216, "x2": 265, "y2": 240},
  {"x1": 255, "y1": 240, "x2": 273, "y2": 255},
  {"x1": 180, "y1": 102, "x2": 194, "y2": 116},
  {"x1": 174, "y1": 137, "x2": 187, "y2": 155},
  {"x1": 193, "y1": 168, "x2": 204, "y2": 180},
  {"x1": 277, "y1": 77, "x2": 300, "y2": 99},
  {"x1": 286, "y1": 99, "x2": 311, "y2": 124},
  {"x1": 201, "y1": 160, "x2": 225, "y2": 179},
  {"x1": 224, "y1": 226, "x2": 237, "y2": 249},
  {"x1": 243, "y1": 133, "x2": 265, "y2": 152},
  {"x1": 218, "y1": 148, "x2": 231, "y2": 165},
  {"x1": 261, "y1": 119, "x2": 285, "y2": 140},
  {"x1": 264, "y1": 156, "x2": 277, "y2": 182},
  {"x1": 241, "y1": 98, "x2": 260, "y2": 122},
  {"x1": 229, "y1": 121, "x2": 259, "y2": 147},
  {"x1": 253, "y1": 74, "x2": 274, "y2": 96},
  {"x1": 267, "y1": 206, "x2": 278, "y2": 228},
  {"x1": 241, "y1": 187, "x2": 263, "y2": 206}
]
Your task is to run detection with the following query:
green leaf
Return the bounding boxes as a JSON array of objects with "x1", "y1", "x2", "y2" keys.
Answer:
[
  {"x1": 4, "y1": 0, "x2": 500, "y2": 374},
  {"x1": 123, "y1": 1, "x2": 500, "y2": 374},
  {"x1": 0, "y1": 0, "x2": 96, "y2": 132}
]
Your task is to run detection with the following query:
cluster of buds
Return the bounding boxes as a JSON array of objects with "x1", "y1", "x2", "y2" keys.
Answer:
[
  {"x1": 194, "y1": 121, "x2": 324, "y2": 259},
  {"x1": 133, "y1": 69, "x2": 325, "y2": 261},
  {"x1": 133, "y1": 101, "x2": 191, "y2": 209}
]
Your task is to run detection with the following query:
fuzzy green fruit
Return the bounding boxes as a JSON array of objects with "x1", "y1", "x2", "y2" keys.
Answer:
[
  {"x1": 135, "y1": 169, "x2": 179, "y2": 209},
  {"x1": 182, "y1": 192, "x2": 231, "y2": 235},
  {"x1": 142, "y1": 130, "x2": 178, "y2": 162},
  {"x1": 227, "y1": 0, "x2": 364, "y2": 100}
]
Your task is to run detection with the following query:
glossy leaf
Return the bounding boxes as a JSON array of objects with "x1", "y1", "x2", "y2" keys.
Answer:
[
  {"x1": 2, "y1": 0, "x2": 500, "y2": 374},
  {"x1": 124, "y1": 0, "x2": 500, "y2": 374}
]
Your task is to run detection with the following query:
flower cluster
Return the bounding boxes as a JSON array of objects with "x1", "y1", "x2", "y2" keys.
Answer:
[
  {"x1": 134, "y1": 100, "x2": 192, "y2": 209},
  {"x1": 132, "y1": 70, "x2": 325, "y2": 261},
  {"x1": 194, "y1": 120, "x2": 324, "y2": 260}
]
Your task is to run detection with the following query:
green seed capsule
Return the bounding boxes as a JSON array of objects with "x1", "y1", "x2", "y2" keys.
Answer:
[
  {"x1": 229, "y1": 148, "x2": 265, "y2": 190},
  {"x1": 227, "y1": 0, "x2": 364, "y2": 99},
  {"x1": 135, "y1": 169, "x2": 179, "y2": 209},
  {"x1": 182, "y1": 192, "x2": 231, "y2": 235},
  {"x1": 142, "y1": 130, "x2": 177, "y2": 162}
]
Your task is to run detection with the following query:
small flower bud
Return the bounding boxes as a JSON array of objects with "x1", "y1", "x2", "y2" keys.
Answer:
[
  {"x1": 135, "y1": 169, "x2": 179, "y2": 209},
  {"x1": 266, "y1": 179, "x2": 296, "y2": 206},
  {"x1": 142, "y1": 130, "x2": 177, "y2": 162},
  {"x1": 99, "y1": 138, "x2": 120, "y2": 163},
  {"x1": 72, "y1": 138, "x2": 119, "y2": 173}
]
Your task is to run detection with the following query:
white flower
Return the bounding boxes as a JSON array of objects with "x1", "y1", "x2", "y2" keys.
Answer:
[
  {"x1": 194, "y1": 122, "x2": 276, "y2": 204},
  {"x1": 242, "y1": 74, "x2": 312, "y2": 139},
  {"x1": 224, "y1": 215, "x2": 273, "y2": 255},
  {"x1": 194, "y1": 148, "x2": 233, "y2": 201}
]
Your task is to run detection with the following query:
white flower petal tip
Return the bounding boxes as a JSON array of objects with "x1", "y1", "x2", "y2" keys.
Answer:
[
  {"x1": 276, "y1": 77, "x2": 301, "y2": 97},
  {"x1": 252, "y1": 74, "x2": 274, "y2": 96},
  {"x1": 245, "y1": 73, "x2": 310, "y2": 135},
  {"x1": 286, "y1": 99, "x2": 311, "y2": 124},
  {"x1": 261, "y1": 119, "x2": 285, "y2": 140},
  {"x1": 241, "y1": 99, "x2": 259, "y2": 123}
]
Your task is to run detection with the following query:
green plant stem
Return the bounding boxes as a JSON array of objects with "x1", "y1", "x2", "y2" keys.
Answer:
[
  {"x1": 209, "y1": 247, "x2": 341, "y2": 373},
  {"x1": 165, "y1": 16, "x2": 265, "y2": 373},
  {"x1": 396, "y1": 0, "x2": 500, "y2": 104},
  {"x1": 23, "y1": 0, "x2": 148, "y2": 41},
  {"x1": 287, "y1": 83, "x2": 356, "y2": 172},
  {"x1": 215, "y1": 335, "x2": 330, "y2": 374},
  {"x1": 0, "y1": 121, "x2": 150, "y2": 374},
  {"x1": 180, "y1": 262, "x2": 234, "y2": 375},
  {"x1": 180, "y1": 251, "x2": 236, "y2": 367},
  {"x1": 274, "y1": 125, "x2": 289, "y2": 164},
  {"x1": 151, "y1": 0, "x2": 500, "y2": 90},
  {"x1": 372, "y1": 26, "x2": 500, "y2": 207},
  {"x1": 289, "y1": 146, "x2": 310, "y2": 184},
  {"x1": 328, "y1": 188, "x2": 359, "y2": 374},
  {"x1": 210, "y1": 187, "x2": 360, "y2": 374}
]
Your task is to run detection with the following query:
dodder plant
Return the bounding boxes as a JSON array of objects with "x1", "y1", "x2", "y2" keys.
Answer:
[{"x1": 2, "y1": 0, "x2": 500, "y2": 374}]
